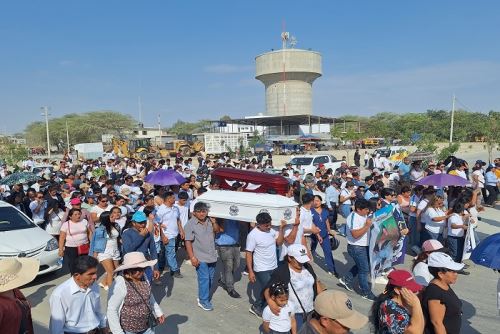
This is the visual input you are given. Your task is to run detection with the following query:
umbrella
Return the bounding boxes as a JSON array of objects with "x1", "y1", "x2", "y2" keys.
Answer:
[
  {"x1": 417, "y1": 173, "x2": 470, "y2": 187},
  {"x1": 470, "y1": 233, "x2": 500, "y2": 270},
  {"x1": 144, "y1": 169, "x2": 186, "y2": 186},
  {"x1": 0, "y1": 172, "x2": 40, "y2": 186}
]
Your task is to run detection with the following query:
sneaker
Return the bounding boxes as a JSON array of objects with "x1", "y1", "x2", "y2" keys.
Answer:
[
  {"x1": 228, "y1": 290, "x2": 241, "y2": 298},
  {"x1": 361, "y1": 292, "x2": 377, "y2": 301},
  {"x1": 328, "y1": 271, "x2": 340, "y2": 278},
  {"x1": 197, "y1": 300, "x2": 214, "y2": 311},
  {"x1": 374, "y1": 275, "x2": 389, "y2": 285},
  {"x1": 172, "y1": 271, "x2": 183, "y2": 278},
  {"x1": 242, "y1": 270, "x2": 249, "y2": 276},
  {"x1": 249, "y1": 304, "x2": 262, "y2": 318},
  {"x1": 338, "y1": 277, "x2": 353, "y2": 292}
]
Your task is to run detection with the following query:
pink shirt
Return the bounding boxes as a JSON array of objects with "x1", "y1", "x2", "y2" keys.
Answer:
[{"x1": 60, "y1": 219, "x2": 89, "y2": 247}]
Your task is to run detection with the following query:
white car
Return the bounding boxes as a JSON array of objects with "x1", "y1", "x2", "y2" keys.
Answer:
[
  {"x1": 288, "y1": 154, "x2": 345, "y2": 177},
  {"x1": 0, "y1": 201, "x2": 61, "y2": 275}
]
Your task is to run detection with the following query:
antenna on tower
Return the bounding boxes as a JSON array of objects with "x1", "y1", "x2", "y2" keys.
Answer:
[
  {"x1": 290, "y1": 35, "x2": 297, "y2": 48},
  {"x1": 281, "y1": 31, "x2": 290, "y2": 49},
  {"x1": 138, "y1": 96, "x2": 143, "y2": 125}
]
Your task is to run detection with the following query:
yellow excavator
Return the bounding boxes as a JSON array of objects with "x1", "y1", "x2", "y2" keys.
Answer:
[{"x1": 112, "y1": 138, "x2": 169, "y2": 159}]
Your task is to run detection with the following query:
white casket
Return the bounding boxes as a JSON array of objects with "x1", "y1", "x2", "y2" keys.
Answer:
[{"x1": 197, "y1": 190, "x2": 297, "y2": 226}]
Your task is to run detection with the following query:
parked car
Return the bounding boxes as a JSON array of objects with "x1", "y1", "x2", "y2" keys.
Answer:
[
  {"x1": 0, "y1": 201, "x2": 61, "y2": 275},
  {"x1": 288, "y1": 154, "x2": 345, "y2": 176}
]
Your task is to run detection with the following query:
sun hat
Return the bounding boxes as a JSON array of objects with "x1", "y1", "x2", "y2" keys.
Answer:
[
  {"x1": 314, "y1": 290, "x2": 368, "y2": 330},
  {"x1": 0, "y1": 258, "x2": 40, "y2": 292},
  {"x1": 421, "y1": 239, "x2": 444, "y2": 252},
  {"x1": 70, "y1": 197, "x2": 82, "y2": 205},
  {"x1": 428, "y1": 252, "x2": 464, "y2": 271},
  {"x1": 131, "y1": 211, "x2": 147, "y2": 223},
  {"x1": 114, "y1": 252, "x2": 157, "y2": 272},
  {"x1": 287, "y1": 244, "x2": 310, "y2": 264},
  {"x1": 388, "y1": 270, "x2": 423, "y2": 293}
]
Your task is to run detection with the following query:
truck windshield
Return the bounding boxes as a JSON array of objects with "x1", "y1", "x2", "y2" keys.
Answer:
[{"x1": 290, "y1": 157, "x2": 313, "y2": 165}]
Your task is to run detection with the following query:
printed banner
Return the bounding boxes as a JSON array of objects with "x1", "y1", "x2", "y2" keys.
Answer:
[
  {"x1": 369, "y1": 204, "x2": 406, "y2": 284},
  {"x1": 462, "y1": 221, "x2": 478, "y2": 261}
]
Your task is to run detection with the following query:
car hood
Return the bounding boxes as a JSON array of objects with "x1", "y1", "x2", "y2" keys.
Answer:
[{"x1": 0, "y1": 227, "x2": 51, "y2": 253}]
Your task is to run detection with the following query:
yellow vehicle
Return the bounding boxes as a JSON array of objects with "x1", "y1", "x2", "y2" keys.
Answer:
[
  {"x1": 163, "y1": 139, "x2": 204, "y2": 157},
  {"x1": 112, "y1": 138, "x2": 169, "y2": 160}
]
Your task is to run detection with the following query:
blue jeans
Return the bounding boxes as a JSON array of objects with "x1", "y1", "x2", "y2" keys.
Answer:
[
  {"x1": 343, "y1": 244, "x2": 372, "y2": 296},
  {"x1": 125, "y1": 328, "x2": 155, "y2": 334},
  {"x1": 447, "y1": 236, "x2": 465, "y2": 262},
  {"x1": 310, "y1": 235, "x2": 336, "y2": 273},
  {"x1": 422, "y1": 229, "x2": 443, "y2": 243},
  {"x1": 196, "y1": 262, "x2": 216, "y2": 304},
  {"x1": 340, "y1": 204, "x2": 351, "y2": 218},
  {"x1": 164, "y1": 237, "x2": 179, "y2": 272},
  {"x1": 253, "y1": 269, "x2": 273, "y2": 310}
]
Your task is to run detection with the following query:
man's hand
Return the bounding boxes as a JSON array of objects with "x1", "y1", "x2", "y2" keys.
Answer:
[
  {"x1": 58, "y1": 248, "x2": 64, "y2": 257},
  {"x1": 153, "y1": 270, "x2": 160, "y2": 280},
  {"x1": 280, "y1": 219, "x2": 287, "y2": 228},
  {"x1": 365, "y1": 218, "x2": 373, "y2": 228},
  {"x1": 139, "y1": 226, "x2": 149, "y2": 236},
  {"x1": 179, "y1": 230, "x2": 185, "y2": 240},
  {"x1": 191, "y1": 257, "x2": 200, "y2": 267},
  {"x1": 310, "y1": 225, "x2": 321, "y2": 234},
  {"x1": 248, "y1": 271, "x2": 256, "y2": 283},
  {"x1": 317, "y1": 235, "x2": 324, "y2": 244}
]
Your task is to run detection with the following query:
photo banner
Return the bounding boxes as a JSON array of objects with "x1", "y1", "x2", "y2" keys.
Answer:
[{"x1": 369, "y1": 203, "x2": 406, "y2": 284}]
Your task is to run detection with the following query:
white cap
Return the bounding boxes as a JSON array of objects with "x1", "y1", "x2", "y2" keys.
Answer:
[
  {"x1": 287, "y1": 244, "x2": 310, "y2": 263},
  {"x1": 428, "y1": 252, "x2": 464, "y2": 271}
]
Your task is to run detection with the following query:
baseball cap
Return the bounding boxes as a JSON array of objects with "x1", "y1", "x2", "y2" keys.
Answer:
[
  {"x1": 387, "y1": 270, "x2": 422, "y2": 293},
  {"x1": 428, "y1": 252, "x2": 464, "y2": 271},
  {"x1": 421, "y1": 240, "x2": 444, "y2": 252},
  {"x1": 314, "y1": 290, "x2": 368, "y2": 330},
  {"x1": 69, "y1": 198, "x2": 82, "y2": 205},
  {"x1": 287, "y1": 244, "x2": 309, "y2": 264},
  {"x1": 132, "y1": 211, "x2": 147, "y2": 223}
]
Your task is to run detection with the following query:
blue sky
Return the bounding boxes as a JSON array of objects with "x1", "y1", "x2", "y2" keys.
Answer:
[{"x1": 1, "y1": 1, "x2": 499, "y2": 134}]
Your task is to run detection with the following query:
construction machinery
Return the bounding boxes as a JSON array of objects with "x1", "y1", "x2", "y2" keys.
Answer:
[
  {"x1": 163, "y1": 138, "x2": 204, "y2": 157},
  {"x1": 111, "y1": 138, "x2": 169, "y2": 159}
]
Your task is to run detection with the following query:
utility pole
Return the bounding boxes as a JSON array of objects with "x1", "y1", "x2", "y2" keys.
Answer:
[
  {"x1": 65, "y1": 120, "x2": 70, "y2": 153},
  {"x1": 157, "y1": 114, "x2": 161, "y2": 146},
  {"x1": 449, "y1": 94, "x2": 456, "y2": 143},
  {"x1": 41, "y1": 106, "x2": 51, "y2": 159}
]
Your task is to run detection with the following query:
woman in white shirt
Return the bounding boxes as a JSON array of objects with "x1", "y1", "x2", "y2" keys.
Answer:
[
  {"x1": 447, "y1": 200, "x2": 469, "y2": 263},
  {"x1": 423, "y1": 196, "x2": 449, "y2": 243}
]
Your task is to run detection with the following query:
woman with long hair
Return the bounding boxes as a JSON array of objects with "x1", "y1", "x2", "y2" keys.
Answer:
[
  {"x1": 58, "y1": 208, "x2": 92, "y2": 272},
  {"x1": 371, "y1": 270, "x2": 424, "y2": 334},
  {"x1": 423, "y1": 195, "x2": 449, "y2": 243},
  {"x1": 90, "y1": 210, "x2": 121, "y2": 290},
  {"x1": 310, "y1": 195, "x2": 338, "y2": 277},
  {"x1": 446, "y1": 200, "x2": 470, "y2": 267}
]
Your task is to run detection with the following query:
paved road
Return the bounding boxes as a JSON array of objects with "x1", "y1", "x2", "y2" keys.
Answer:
[{"x1": 23, "y1": 205, "x2": 499, "y2": 334}]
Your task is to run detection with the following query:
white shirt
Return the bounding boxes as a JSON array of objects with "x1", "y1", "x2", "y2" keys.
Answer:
[
  {"x1": 472, "y1": 170, "x2": 485, "y2": 189},
  {"x1": 300, "y1": 206, "x2": 313, "y2": 235},
  {"x1": 346, "y1": 212, "x2": 369, "y2": 246},
  {"x1": 288, "y1": 268, "x2": 315, "y2": 314},
  {"x1": 413, "y1": 262, "x2": 433, "y2": 287},
  {"x1": 280, "y1": 223, "x2": 304, "y2": 260},
  {"x1": 246, "y1": 227, "x2": 278, "y2": 272},
  {"x1": 340, "y1": 188, "x2": 352, "y2": 205},
  {"x1": 175, "y1": 202, "x2": 189, "y2": 228},
  {"x1": 425, "y1": 207, "x2": 446, "y2": 234},
  {"x1": 157, "y1": 204, "x2": 180, "y2": 239},
  {"x1": 448, "y1": 213, "x2": 465, "y2": 237},
  {"x1": 49, "y1": 278, "x2": 106, "y2": 334},
  {"x1": 417, "y1": 199, "x2": 429, "y2": 224},
  {"x1": 409, "y1": 194, "x2": 420, "y2": 218},
  {"x1": 262, "y1": 303, "x2": 294, "y2": 332},
  {"x1": 29, "y1": 200, "x2": 46, "y2": 223}
]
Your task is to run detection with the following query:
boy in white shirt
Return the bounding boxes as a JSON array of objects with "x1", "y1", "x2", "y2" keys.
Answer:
[{"x1": 339, "y1": 198, "x2": 376, "y2": 301}]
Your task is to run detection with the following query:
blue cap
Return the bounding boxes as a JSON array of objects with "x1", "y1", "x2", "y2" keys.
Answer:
[{"x1": 132, "y1": 211, "x2": 147, "y2": 223}]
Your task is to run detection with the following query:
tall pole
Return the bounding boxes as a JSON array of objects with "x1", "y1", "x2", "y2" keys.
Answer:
[
  {"x1": 138, "y1": 96, "x2": 143, "y2": 124},
  {"x1": 449, "y1": 94, "x2": 456, "y2": 143},
  {"x1": 157, "y1": 114, "x2": 161, "y2": 146},
  {"x1": 65, "y1": 121, "x2": 70, "y2": 153},
  {"x1": 41, "y1": 106, "x2": 51, "y2": 159}
]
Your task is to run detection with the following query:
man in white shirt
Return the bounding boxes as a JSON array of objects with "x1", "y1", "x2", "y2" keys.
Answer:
[
  {"x1": 49, "y1": 256, "x2": 106, "y2": 334},
  {"x1": 29, "y1": 191, "x2": 47, "y2": 226},
  {"x1": 339, "y1": 198, "x2": 376, "y2": 301},
  {"x1": 157, "y1": 191, "x2": 184, "y2": 278},
  {"x1": 246, "y1": 212, "x2": 285, "y2": 318}
]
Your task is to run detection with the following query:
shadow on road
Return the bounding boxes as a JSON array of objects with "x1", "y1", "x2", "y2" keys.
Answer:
[
  {"x1": 461, "y1": 298, "x2": 480, "y2": 334},
  {"x1": 34, "y1": 321, "x2": 49, "y2": 334},
  {"x1": 27, "y1": 283, "x2": 56, "y2": 308},
  {"x1": 159, "y1": 314, "x2": 189, "y2": 334}
]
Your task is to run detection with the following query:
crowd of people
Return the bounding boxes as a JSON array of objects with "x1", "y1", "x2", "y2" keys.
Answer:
[{"x1": 0, "y1": 150, "x2": 498, "y2": 334}]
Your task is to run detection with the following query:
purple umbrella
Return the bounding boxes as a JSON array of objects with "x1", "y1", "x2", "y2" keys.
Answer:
[
  {"x1": 417, "y1": 173, "x2": 470, "y2": 187},
  {"x1": 144, "y1": 169, "x2": 187, "y2": 186}
]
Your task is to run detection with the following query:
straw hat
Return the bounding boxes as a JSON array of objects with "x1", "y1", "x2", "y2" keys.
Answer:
[
  {"x1": 0, "y1": 258, "x2": 39, "y2": 292},
  {"x1": 114, "y1": 252, "x2": 157, "y2": 272}
]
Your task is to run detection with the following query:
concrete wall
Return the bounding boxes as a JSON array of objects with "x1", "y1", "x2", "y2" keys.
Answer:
[{"x1": 255, "y1": 49, "x2": 322, "y2": 116}]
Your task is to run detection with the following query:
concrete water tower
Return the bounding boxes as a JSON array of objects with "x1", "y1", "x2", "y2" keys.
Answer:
[{"x1": 255, "y1": 32, "x2": 322, "y2": 116}]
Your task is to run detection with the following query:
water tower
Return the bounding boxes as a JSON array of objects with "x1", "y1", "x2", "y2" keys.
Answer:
[{"x1": 255, "y1": 32, "x2": 322, "y2": 116}]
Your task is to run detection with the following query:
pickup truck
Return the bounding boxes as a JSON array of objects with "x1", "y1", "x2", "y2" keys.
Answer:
[{"x1": 288, "y1": 154, "x2": 345, "y2": 176}]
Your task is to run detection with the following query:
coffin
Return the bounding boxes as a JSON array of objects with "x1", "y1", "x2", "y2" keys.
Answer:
[
  {"x1": 197, "y1": 190, "x2": 297, "y2": 226},
  {"x1": 210, "y1": 168, "x2": 290, "y2": 195}
]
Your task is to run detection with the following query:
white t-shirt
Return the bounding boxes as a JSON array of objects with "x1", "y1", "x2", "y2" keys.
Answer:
[
  {"x1": 280, "y1": 223, "x2": 304, "y2": 260},
  {"x1": 417, "y1": 199, "x2": 429, "y2": 224},
  {"x1": 262, "y1": 303, "x2": 294, "y2": 332},
  {"x1": 413, "y1": 262, "x2": 433, "y2": 287},
  {"x1": 346, "y1": 212, "x2": 369, "y2": 246},
  {"x1": 91, "y1": 205, "x2": 112, "y2": 221},
  {"x1": 472, "y1": 170, "x2": 485, "y2": 189},
  {"x1": 29, "y1": 200, "x2": 46, "y2": 223},
  {"x1": 425, "y1": 207, "x2": 446, "y2": 234},
  {"x1": 300, "y1": 206, "x2": 313, "y2": 235},
  {"x1": 447, "y1": 213, "x2": 465, "y2": 237},
  {"x1": 157, "y1": 204, "x2": 180, "y2": 239},
  {"x1": 288, "y1": 268, "x2": 315, "y2": 314},
  {"x1": 340, "y1": 188, "x2": 352, "y2": 205},
  {"x1": 175, "y1": 202, "x2": 189, "y2": 228},
  {"x1": 246, "y1": 227, "x2": 278, "y2": 272}
]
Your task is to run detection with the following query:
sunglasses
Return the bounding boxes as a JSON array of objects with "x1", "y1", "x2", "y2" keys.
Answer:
[{"x1": 100, "y1": 200, "x2": 108, "y2": 203}]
